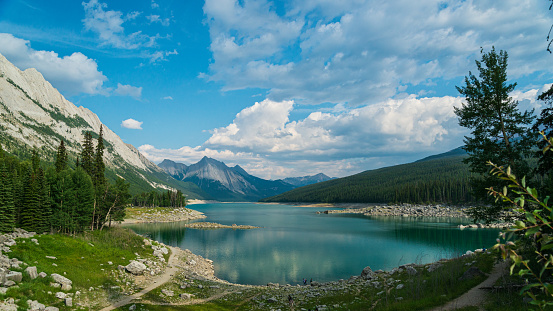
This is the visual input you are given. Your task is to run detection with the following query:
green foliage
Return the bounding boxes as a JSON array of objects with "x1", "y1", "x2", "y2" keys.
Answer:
[
  {"x1": 261, "y1": 155, "x2": 472, "y2": 204},
  {"x1": 81, "y1": 131, "x2": 94, "y2": 177},
  {"x1": 455, "y1": 48, "x2": 534, "y2": 222},
  {"x1": 0, "y1": 161, "x2": 15, "y2": 232},
  {"x1": 492, "y1": 134, "x2": 553, "y2": 309},
  {"x1": 54, "y1": 139, "x2": 68, "y2": 172},
  {"x1": 132, "y1": 189, "x2": 187, "y2": 208}
]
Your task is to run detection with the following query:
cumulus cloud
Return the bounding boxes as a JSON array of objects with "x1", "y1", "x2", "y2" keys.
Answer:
[
  {"x1": 0, "y1": 33, "x2": 107, "y2": 95},
  {"x1": 82, "y1": 0, "x2": 161, "y2": 49},
  {"x1": 139, "y1": 92, "x2": 498, "y2": 179},
  {"x1": 115, "y1": 83, "x2": 142, "y2": 98},
  {"x1": 204, "y1": 97, "x2": 464, "y2": 160},
  {"x1": 202, "y1": 0, "x2": 553, "y2": 105},
  {"x1": 121, "y1": 118, "x2": 143, "y2": 129}
]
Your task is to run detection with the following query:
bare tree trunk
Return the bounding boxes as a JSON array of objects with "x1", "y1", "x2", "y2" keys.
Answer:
[{"x1": 100, "y1": 194, "x2": 118, "y2": 231}]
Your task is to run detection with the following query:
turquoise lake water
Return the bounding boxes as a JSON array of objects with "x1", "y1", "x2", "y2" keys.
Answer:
[{"x1": 125, "y1": 203, "x2": 500, "y2": 285}]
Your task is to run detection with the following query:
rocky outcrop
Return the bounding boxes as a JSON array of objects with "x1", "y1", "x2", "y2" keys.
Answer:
[
  {"x1": 125, "y1": 261, "x2": 147, "y2": 275},
  {"x1": 51, "y1": 273, "x2": 72, "y2": 291}
]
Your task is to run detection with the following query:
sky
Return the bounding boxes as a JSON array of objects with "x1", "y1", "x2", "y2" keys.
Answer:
[{"x1": 0, "y1": 0, "x2": 552, "y2": 179}]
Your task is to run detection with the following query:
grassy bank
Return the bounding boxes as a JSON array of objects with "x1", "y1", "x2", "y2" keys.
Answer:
[{"x1": 1, "y1": 227, "x2": 168, "y2": 310}]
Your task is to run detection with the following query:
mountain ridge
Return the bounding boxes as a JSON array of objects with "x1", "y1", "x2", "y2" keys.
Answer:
[
  {"x1": 159, "y1": 158, "x2": 296, "y2": 202},
  {"x1": 0, "y1": 52, "x2": 205, "y2": 197}
]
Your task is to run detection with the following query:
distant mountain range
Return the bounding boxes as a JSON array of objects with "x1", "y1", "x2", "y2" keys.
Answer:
[
  {"x1": 159, "y1": 158, "x2": 332, "y2": 202},
  {"x1": 279, "y1": 173, "x2": 334, "y2": 187}
]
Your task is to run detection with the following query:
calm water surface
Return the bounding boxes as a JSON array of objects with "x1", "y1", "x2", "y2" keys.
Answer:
[{"x1": 126, "y1": 203, "x2": 500, "y2": 285}]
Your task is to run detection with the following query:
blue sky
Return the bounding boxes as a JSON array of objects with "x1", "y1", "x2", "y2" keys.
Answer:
[{"x1": 0, "y1": 0, "x2": 552, "y2": 179}]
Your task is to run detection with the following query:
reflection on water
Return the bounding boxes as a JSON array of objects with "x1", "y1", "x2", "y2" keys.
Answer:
[{"x1": 126, "y1": 203, "x2": 500, "y2": 285}]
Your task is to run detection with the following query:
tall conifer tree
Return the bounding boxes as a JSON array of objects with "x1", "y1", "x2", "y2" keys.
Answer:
[
  {"x1": 455, "y1": 48, "x2": 534, "y2": 221},
  {"x1": 55, "y1": 140, "x2": 68, "y2": 172},
  {"x1": 81, "y1": 132, "x2": 94, "y2": 177},
  {"x1": 0, "y1": 162, "x2": 15, "y2": 232}
]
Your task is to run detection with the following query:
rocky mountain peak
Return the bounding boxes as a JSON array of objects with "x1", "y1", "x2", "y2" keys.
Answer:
[{"x1": 0, "y1": 52, "x2": 163, "y2": 175}]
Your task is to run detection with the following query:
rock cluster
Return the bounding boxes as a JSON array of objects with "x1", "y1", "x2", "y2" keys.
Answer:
[
  {"x1": 184, "y1": 222, "x2": 259, "y2": 230},
  {"x1": 324, "y1": 204, "x2": 471, "y2": 218},
  {"x1": 0, "y1": 229, "x2": 72, "y2": 309},
  {"x1": 126, "y1": 207, "x2": 206, "y2": 223}
]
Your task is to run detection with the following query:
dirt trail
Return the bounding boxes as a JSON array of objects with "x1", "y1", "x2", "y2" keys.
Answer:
[
  {"x1": 431, "y1": 261, "x2": 509, "y2": 311},
  {"x1": 99, "y1": 246, "x2": 181, "y2": 311}
]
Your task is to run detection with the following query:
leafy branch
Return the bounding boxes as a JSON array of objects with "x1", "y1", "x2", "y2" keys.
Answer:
[{"x1": 489, "y1": 132, "x2": 553, "y2": 309}]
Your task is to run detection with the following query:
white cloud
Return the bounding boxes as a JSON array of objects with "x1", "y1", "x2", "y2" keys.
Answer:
[
  {"x1": 162, "y1": 96, "x2": 173, "y2": 100},
  {"x1": 121, "y1": 118, "x2": 143, "y2": 129},
  {"x1": 140, "y1": 93, "x2": 482, "y2": 179},
  {"x1": 202, "y1": 0, "x2": 553, "y2": 106},
  {"x1": 151, "y1": 0, "x2": 159, "y2": 9},
  {"x1": 82, "y1": 0, "x2": 161, "y2": 49},
  {"x1": 115, "y1": 83, "x2": 142, "y2": 98},
  {"x1": 0, "y1": 33, "x2": 107, "y2": 95},
  {"x1": 148, "y1": 49, "x2": 178, "y2": 63},
  {"x1": 147, "y1": 15, "x2": 171, "y2": 26}
]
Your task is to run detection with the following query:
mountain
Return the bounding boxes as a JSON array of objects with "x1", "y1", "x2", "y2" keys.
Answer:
[
  {"x1": 159, "y1": 157, "x2": 295, "y2": 202},
  {"x1": 260, "y1": 148, "x2": 471, "y2": 204},
  {"x1": 279, "y1": 173, "x2": 333, "y2": 187},
  {"x1": 0, "y1": 52, "x2": 207, "y2": 198},
  {"x1": 415, "y1": 146, "x2": 466, "y2": 162}
]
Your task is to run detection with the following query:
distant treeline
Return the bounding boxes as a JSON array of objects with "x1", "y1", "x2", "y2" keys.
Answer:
[
  {"x1": 260, "y1": 156, "x2": 473, "y2": 204},
  {"x1": 132, "y1": 190, "x2": 187, "y2": 208}
]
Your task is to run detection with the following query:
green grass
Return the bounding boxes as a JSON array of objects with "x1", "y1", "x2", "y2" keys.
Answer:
[{"x1": 2, "y1": 227, "x2": 157, "y2": 310}]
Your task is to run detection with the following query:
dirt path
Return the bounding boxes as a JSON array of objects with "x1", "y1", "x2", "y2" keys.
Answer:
[
  {"x1": 431, "y1": 261, "x2": 509, "y2": 311},
  {"x1": 99, "y1": 246, "x2": 182, "y2": 311}
]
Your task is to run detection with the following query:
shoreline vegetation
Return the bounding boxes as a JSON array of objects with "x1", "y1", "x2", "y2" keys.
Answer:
[{"x1": 0, "y1": 204, "x2": 524, "y2": 310}]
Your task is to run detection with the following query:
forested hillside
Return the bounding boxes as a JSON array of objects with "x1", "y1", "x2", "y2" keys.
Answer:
[{"x1": 260, "y1": 152, "x2": 472, "y2": 204}]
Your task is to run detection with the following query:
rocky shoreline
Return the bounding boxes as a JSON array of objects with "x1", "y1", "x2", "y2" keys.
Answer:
[
  {"x1": 184, "y1": 222, "x2": 259, "y2": 229},
  {"x1": 312, "y1": 203, "x2": 513, "y2": 229},
  {"x1": 121, "y1": 207, "x2": 206, "y2": 224}
]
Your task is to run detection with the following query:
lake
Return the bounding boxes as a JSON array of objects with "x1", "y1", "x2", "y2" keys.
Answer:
[{"x1": 125, "y1": 203, "x2": 500, "y2": 285}]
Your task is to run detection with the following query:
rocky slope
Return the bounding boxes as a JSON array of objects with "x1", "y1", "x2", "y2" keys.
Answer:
[{"x1": 0, "y1": 52, "x2": 203, "y2": 196}]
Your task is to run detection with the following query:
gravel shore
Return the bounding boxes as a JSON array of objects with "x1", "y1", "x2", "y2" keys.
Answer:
[{"x1": 307, "y1": 203, "x2": 513, "y2": 229}]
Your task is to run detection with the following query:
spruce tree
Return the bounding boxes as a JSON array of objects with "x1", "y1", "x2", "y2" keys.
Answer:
[
  {"x1": 55, "y1": 140, "x2": 68, "y2": 172},
  {"x1": 81, "y1": 131, "x2": 94, "y2": 177},
  {"x1": 455, "y1": 48, "x2": 534, "y2": 221},
  {"x1": 31, "y1": 148, "x2": 40, "y2": 173},
  {"x1": 94, "y1": 125, "x2": 106, "y2": 189},
  {"x1": 72, "y1": 167, "x2": 94, "y2": 233},
  {"x1": 0, "y1": 162, "x2": 15, "y2": 232},
  {"x1": 19, "y1": 165, "x2": 40, "y2": 231}
]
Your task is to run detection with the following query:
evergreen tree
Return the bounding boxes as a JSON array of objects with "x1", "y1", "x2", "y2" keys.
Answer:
[
  {"x1": 91, "y1": 126, "x2": 107, "y2": 230},
  {"x1": 0, "y1": 162, "x2": 15, "y2": 232},
  {"x1": 36, "y1": 168, "x2": 50, "y2": 233},
  {"x1": 55, "y1": 140, "x2": 68, "y2": 172},
  {"x1": 81, "y1": 131, "x2": 94, "y2": 177},
  {"x1": 455, "y1": 48, "x2": 534, "y2": 221},
  {"x1": 19, "y1": 165, "x2": 41, "y2": 232},
  {"x1": 31, "y1": 148, "x2": 40, "y2": 173},
  {"x1": 534, "y1": 86, "x2": 553, "y2": 177},
  {"x1": 72, "y1": 167, "x2": 94, "y2": 234}
]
